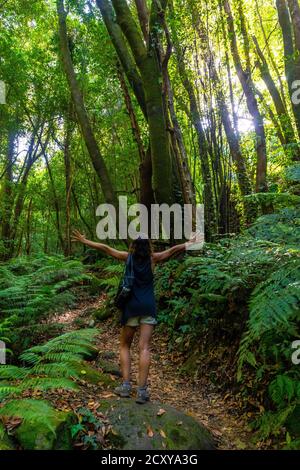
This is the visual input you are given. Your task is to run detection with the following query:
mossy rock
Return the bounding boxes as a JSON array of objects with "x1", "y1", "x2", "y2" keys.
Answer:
[
  {"x1": 100, "y1": 399, "x2": 215, "y2": 450},
  {"x1": 96, "y1": 358, "x2": 121, "y2": 377},
  {"x1": 0, "y1": 421, "x2": 15, "y2": 450},
  {"x1": 93, "y1": 306, "x2": 113, "y2": 322},
  {"x1": 71, "y1": 361, "x2": 116, "y2": 387},
  {"x1": 0, "y1": 399, "x2": 75, "y2": 450},
  {"x1": 179, "y1": 351, "x2": 201, "y2": 377},
  {"x1": 286, "y1": 405, "x2": 300, "y2": 436},
  {"x1": 15, "y1": 412, "x2": 75, "y2": 450}
]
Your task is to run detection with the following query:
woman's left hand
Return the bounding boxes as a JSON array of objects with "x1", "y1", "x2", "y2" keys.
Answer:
[{"x1": 71, "y1": 230, "x2": 87, "y2": 244}]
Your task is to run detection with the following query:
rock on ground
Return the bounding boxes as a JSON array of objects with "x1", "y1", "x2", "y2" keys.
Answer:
[{"x1": 100, "y1": 399, "x2": 216, "y2": 450}]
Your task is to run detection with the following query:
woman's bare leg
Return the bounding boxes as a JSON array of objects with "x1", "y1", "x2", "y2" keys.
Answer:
[
  {"x1": 120, "y1": 326, "x2": 136, "y2": 382},
  {"x1": 138, "y1": 324, "x2": 154, "y2": 387}
]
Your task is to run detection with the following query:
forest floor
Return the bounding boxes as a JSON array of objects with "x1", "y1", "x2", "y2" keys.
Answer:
[{"x1": 45, "y1": 295, "x2": 259, "y2": 450}]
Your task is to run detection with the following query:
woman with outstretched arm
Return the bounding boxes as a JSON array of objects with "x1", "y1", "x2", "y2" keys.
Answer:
[{"x1": 72, "y1": 230, "x2": 197, "y2": 404}]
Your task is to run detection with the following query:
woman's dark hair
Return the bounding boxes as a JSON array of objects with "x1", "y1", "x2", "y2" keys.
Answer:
[{"x1": 130, "y1": 238, "x2": 153, "y2": 262}]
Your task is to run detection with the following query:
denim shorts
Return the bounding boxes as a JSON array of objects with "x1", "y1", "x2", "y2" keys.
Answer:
[{"x1": 126, "y1": 315, "x2": 157, "y2": 327}]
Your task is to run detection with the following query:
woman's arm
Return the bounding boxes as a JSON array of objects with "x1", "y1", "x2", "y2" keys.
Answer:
[
  {"x1": 152, "y1": 243, "x2": 186, "y2": 263},
  {"x1": 152, "y1": 233, "x2": 202, "y2": 263},
  {"x1": 71, "y1": 230, "x2": 128, "y2": 261}
]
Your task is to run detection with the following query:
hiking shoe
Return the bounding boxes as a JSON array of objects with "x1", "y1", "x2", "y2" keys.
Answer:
[
  {"x1": 114, "y1": 383, "x2": 132, "y2": 398},
  {"x1": 136, "y1": 387, "x2": 150, "y2": 404}
]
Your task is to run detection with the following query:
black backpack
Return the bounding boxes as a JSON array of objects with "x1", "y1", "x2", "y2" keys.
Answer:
[{"x1": 114, "y1": 254, "x2": 135, "y2": 309}]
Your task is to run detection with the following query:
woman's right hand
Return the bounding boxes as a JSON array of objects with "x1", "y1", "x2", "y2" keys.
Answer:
[{"x1": 71, "y1": 229, "x2": 87, "y2": 244}]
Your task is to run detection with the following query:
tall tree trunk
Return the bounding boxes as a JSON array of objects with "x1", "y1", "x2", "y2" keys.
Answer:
[
  {"x1": 110, "y1": 0, "x2": 173, "y2": 205},
  {"x1": 25, "y1": 198, "x2": 33, "y2": 256},
  {"x1": 223, "y1": 0, "x2": 267, "y2": 192},
  {"x1": 44, "y1": 152, "x2": 65, "y2": 252},
  {"x1": 116, "y1": 62, "x2": 155, "y2": 208},
  {"x1": 96, "y1": 0, "x2": 147, "y2": 116},
  {"x1": 276, "y1": 0, "x2": 300, "y2": 137},
  {"x1": 134, "y1": 0, "x2": 149, "y2": 43},
  {"x1": 0, "y1": 131, "x2": 15, "y2": 260},
  {"x1": 57, "y1": 0, "x2": 117, "y2": 208},
  {"x1": 64, "y1": 111, "x2": 73, "y2": 256},
  {"x1": 174, "y1": 42, "x2": 217, "y2": 238}
]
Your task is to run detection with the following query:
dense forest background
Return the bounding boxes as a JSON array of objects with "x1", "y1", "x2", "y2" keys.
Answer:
[{"x1": 0, "y1": 0, "x2": 300, "y2": 451}]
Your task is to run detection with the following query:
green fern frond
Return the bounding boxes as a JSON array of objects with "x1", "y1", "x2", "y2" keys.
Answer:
[
  {"x1": 0, "y1": 399, "x2": 64, "y2": 435},
  {"x1": 30, "y1": 362, "x2": 84, "y2": 378},
  {"x1": 269, "y1": 375, "x2": 299, "y2": 407},
  {"x1": 17, "y1": 377, "x2": 78, "y2": 393},
  {"x1": 0, "y1": 398, "x2": 55, "y2": 419},
  {"x1": 0, "y1": 365, "x2": 30, "y2": 380}
]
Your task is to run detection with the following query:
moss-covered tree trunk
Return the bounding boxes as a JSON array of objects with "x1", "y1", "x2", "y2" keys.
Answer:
[
  {"x1": 57, "y1": 0, "x2": 117, "y2": 208},
  {"x1": 0, "y1": 131, "x2": 15, "y2": 260},
  {"x1": 276, "y1": 0, "x2": 300, "y2": 139},
  {"x1": 111, "y1": 0, "x2": 173, "y2": 205}
]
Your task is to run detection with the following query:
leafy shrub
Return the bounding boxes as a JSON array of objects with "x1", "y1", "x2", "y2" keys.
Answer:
[
  {"x1": 154, "y1": 203, "x2": 300, "y2": 447},
  {"x1": 0, "y1": 255, "x2": 94, "y2": 352},
  {"x1": 0, "y1": 328, "x2": 99, "y2": 399}
]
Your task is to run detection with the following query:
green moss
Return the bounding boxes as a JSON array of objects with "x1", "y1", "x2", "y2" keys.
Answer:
[
  {"x1": 179, "y1": 352, "x2": 200, "y2": 377},
  {"x1": 93, "y1": 306, "x2": 112, "y2": 322},
  {"x1": 0, "y1": 421, "x2": 15, "y2": 450},
  {"x1": 71, "y1": 362, "x2": 115, "y2": 387},
  {"x1": 15, "y1": 410, "x2": 75, "y2": 450},
  {"x1": 0, "y1": 399, "x2": 76, "y2": 450},
  {"x1": 97, "y1": 358, "x2": 121, "y2": 377}
]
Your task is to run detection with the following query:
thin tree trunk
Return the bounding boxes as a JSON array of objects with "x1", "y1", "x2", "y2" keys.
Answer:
[
  {"x1": 174, "y1": 41, "x2": 217, "y2": 238},
  {"x1": 71, "y1": 187, "x2": 94, "y2": 238},
  {"x1": 276, "y1": 0, "x2": 300, "y2": 137},
  {"x1": 134, "y1": 0, "x2": 149, "y2": 43},
  {"x1": 223, "y1": 0, "x2": 267, "y2": 192},
  {"x1": 25, "y1": 198, "x2": 33, "y2": 256},
  {"x1": 64, "y1": 111, "x2": 73, "y2": 256},
  {"x1": 57, "y1": 0, "x2": 117, "y2": 207},
  {"x1": 254, "y1": 0, "x2": 288, "y2": 109},
  {"x1": 44, "y1": 153, "x2": 65, "y2": 252},
  {"x1": 253, "y1": 35, "x2": 299, "y2": 161},
  {"x1": 1, "y1": 131, "x2": 16, "y2": 260}
]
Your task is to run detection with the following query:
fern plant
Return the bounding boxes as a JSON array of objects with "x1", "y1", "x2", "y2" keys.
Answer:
[
  {"x1": 153, "y1": 199, "x2": 300, "y2": 447},
  {"x1": 237, "y1": 259, "x2": 300, "y2": 378},
  {"x1": 0, "y1": 329, "x2": 99, "y2": 399},
  {"x1": 0, "y1": 255, "x2": 94, "y2": 348},
  {"x1": 98, "y1": 264, "x2": 124, "y2": 290}
]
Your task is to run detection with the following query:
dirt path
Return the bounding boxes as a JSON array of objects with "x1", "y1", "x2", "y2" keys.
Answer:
[{"x1": 47, "y1": 295, "x2": 256, "y2": 450}]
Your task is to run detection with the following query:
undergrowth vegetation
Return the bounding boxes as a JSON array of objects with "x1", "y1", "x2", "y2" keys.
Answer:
[
  {"x1": 0, "y1": 328, "x2": 99, "y2": 396},
  {"x1": 153, "y1": 203, "x2": 300, "y2": 448},
  {"x1": 0, "y1": 255, "x2": 94, "y2": 354},
  {"x1": 97, "y1": 176, "x2": 300, "y2": 448}
]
